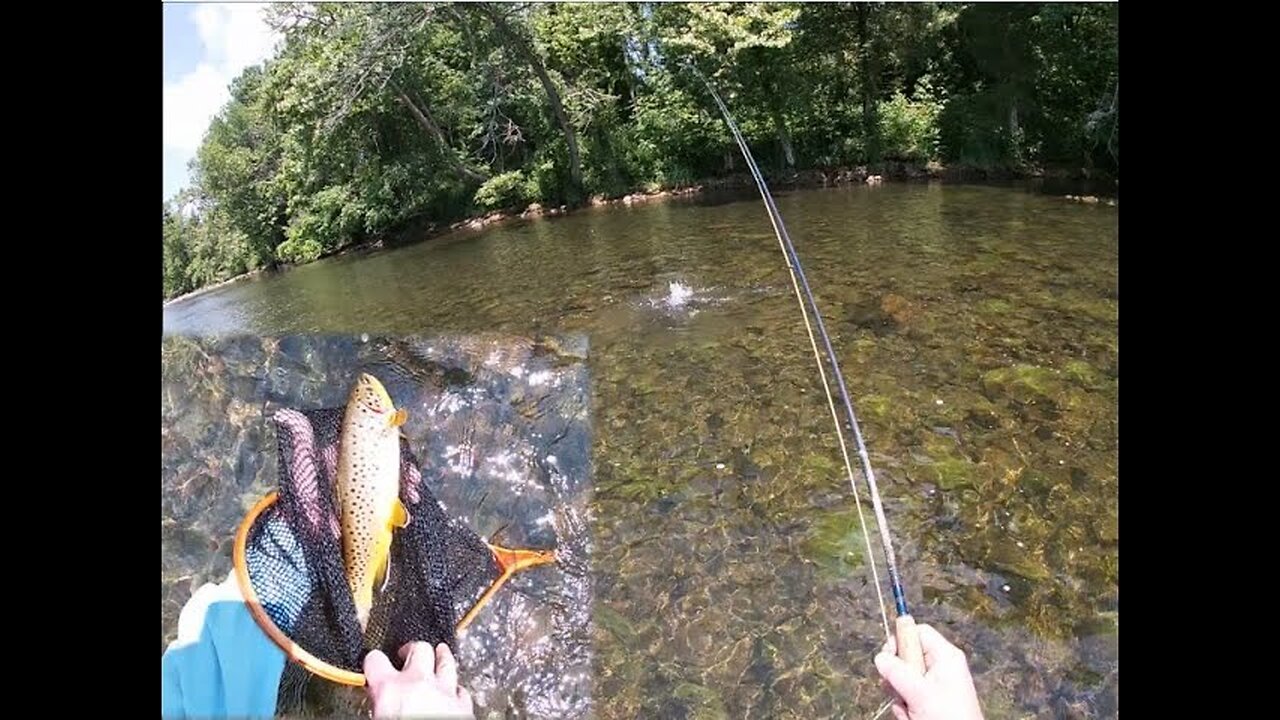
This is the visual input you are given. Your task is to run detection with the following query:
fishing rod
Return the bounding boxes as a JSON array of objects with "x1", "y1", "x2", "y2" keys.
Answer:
[{"x1": 684, "y1": 61, "x2": 926, "y2": 674}]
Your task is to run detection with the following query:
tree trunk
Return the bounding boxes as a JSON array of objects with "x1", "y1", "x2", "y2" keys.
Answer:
[
  {"x1": 1107, "y1": 82, "x2": 1118, "y2": 165},
  {"x1": 392, "y1": 82, "x2": 488, "y2": 184},
  {"x1": 856, "y1": 5, "x2": 880, "y2": 164},
  {"x1": 1002, "y1": 28, "x2": 1023, "y2": 166},
  {"x1": 773, "y1": 107, "x2": 795, "y2": 170},
  {"x1": 476, "y1": 4, "x2": 584, "y2": 202},
  {"x1": 1008, "y1": 94, "x2": 1021, "y2": 163}
]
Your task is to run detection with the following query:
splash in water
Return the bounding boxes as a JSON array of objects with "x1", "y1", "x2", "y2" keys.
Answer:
[
  {"x1": 664, "y1": 281, "x2": 694, "y2": 308},
  {"x1": 633, "y1": 279, "x2": 752, "y2": 321}
]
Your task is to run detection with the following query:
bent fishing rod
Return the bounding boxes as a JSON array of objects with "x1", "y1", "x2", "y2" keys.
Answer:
[{"x1": 685, "y1": 62, "x2": 926, "y2": 674}]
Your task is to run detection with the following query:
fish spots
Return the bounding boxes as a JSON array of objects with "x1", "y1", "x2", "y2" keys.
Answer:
[{"x1": 338, "y1": 381, "x2": 404, "y2": 609}]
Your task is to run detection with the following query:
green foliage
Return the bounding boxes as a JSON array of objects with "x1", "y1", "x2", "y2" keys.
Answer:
[
  {"x1": 473, "y1": 170, "x2": 531, "y2": 211},
  {"x1": 279, "y1": 184, "x2": 360, "y2": 264},
  {"x1": 164, "y1": 2, "x2": 1118, "y2": 299},
  {"x1": 630, "y1": 70, "x2": 724, "y2": 180},
  {"x1": 879, "y1": 80, "x2": 944, "y2": 162},
  {"x1": 162, "y1": 197, "x2": 258, "y2": 297},
  {"x1": 937, "y1": 87, "x2": 1020, "y2": 169},
  {"x1": 162, "y1": 206, "x2": 192, "y2": 299},
  {"x1": 527, "y1": 146, "x2": 573, "y2": 206}
]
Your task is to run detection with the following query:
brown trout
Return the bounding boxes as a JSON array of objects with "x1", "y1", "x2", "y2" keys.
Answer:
[{"x1": 336, "y1": 373, "x2": 411, "y2": 632}]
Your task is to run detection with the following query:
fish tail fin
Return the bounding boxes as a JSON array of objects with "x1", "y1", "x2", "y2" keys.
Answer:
[{"x1": 354, "y1": 585, "x2": 373, "y2": 632}]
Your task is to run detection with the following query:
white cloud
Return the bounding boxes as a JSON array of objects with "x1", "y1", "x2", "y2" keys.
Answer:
[
  {"x1": 163, "y1": 64, "x2": 230, "y2": 154},
  {"x1": 163, "y1": 4, "x2": 281, "y2": 193},
  {"x1": 193, "y1": 4, "x2": 280, "y2": 76}
]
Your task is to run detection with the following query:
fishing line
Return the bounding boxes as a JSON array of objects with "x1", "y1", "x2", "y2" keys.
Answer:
[{"x1": 684, "y1": 62, "x2": 915, "y2": 644}]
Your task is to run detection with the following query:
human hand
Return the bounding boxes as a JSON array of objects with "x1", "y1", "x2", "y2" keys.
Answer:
[
  {"x1": 364, "y1": 642, "x2": 475, "y2": 719},
  {"x1": 874, "y1": 624, "x2": 985, "y2": 720}
]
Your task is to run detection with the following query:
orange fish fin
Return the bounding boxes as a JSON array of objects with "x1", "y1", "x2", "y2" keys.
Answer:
[
  {"x1": 391, "y1": 498, "x2": 411, "y2": 528},
  {"x1": 388, "y1": 408, "x2": 408, "y2": 428}
]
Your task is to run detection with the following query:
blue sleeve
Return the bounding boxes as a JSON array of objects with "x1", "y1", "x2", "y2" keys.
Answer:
[{"x1": 160, "y1": 572, "x2": 287, "y2": 719}]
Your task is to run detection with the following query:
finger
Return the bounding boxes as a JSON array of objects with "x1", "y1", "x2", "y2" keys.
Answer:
[
  {"x1": 457, "y1": 685, "x2": 472, "y2": 704},
  {"x1": 399, "y1": 640, "x2": 427, "y2": 662},
  {"x1": 398, "y1": 641, "x2": 434, "y2": 679},
  {"x1": 363, "y1": 650, "x2": 396, "y2": 687},
  {"x1": 878, "y1": 657, "x2": 905, "y2": 715},
  {"x1": 881, "y1": 637, "x2": 897, "y2": 656},
  {"x1": 890, "y1": 701, "x2": 909, "y2": 720},
  {"x1": 875, "y1": 652, "x2": 927, "y2": 706},
  {"x1": 435, "y1": 643, "x2": 459, "y2": 689},
  {"x1": 915, "y1": 624, "x2": 963, "y2": 667}
]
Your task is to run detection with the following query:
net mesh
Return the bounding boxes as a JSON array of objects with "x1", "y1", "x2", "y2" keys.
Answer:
[{"x1": 240, "y1": 405, "x2": 503, "y2": 675}]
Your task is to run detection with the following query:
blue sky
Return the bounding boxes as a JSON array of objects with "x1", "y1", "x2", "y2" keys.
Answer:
[{"x1": 163, "y1": 3, "x2": 281, "y2": 202}]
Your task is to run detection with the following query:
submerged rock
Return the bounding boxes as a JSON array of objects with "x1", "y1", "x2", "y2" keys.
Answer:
[
  {"x1": 880, "y1": 293, "x2": 916, "y2": 324},
  {"x1": 671, "y1": 682, "x2": 729, "y2": 720},
  {"x1": 846, "y1": 297, "x2": 900, "y2": 336},
  {"x1": 981, "y1": 364, "x2": 1065, "y2": 404},
  {"x1": 986, "y1": 540, "x2": 1052, "y2": 582},
  {"x1": 928, "y1": 457, "x2": 975, "y2": 490},
  {"x1": 1063, "y1": 360, "x2": 1104, "y2": 390},
  {"x1": 801, "y1": 508, "x2": 876, "y2": 580}
]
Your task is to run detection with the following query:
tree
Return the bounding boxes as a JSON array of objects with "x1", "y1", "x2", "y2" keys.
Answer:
[
  {"x1": 270, "y1": 2, "x2": 490, "y2": 185},
  {"x1": 473, "y1": 3, "x2": 584, "y2": 202},
  {"x1": 650, "y1": 2, "x2": 801, "y2": 172}
]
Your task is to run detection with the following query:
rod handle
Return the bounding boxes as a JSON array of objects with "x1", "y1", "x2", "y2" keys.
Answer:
[{"x1": 895, "y1": 614, "x2": 927, "y2": 677}]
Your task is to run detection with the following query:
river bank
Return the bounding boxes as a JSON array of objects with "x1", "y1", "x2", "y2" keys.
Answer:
[{"x1": 162, "y1": 161, "x2": 1117, "y2": 308}]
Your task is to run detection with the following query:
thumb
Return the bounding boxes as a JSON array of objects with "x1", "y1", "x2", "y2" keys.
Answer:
[
  {"x1": 875, "y1": 651, "x2": 927, "y2": 705},
  {"x1": 363, "y1": 650, "x2": 396, "y2": 687}
]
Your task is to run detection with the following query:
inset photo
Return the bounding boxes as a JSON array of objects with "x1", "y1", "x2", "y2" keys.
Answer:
[{"x1": 161, "y1": 334, "x2": 592, "y2": 719}]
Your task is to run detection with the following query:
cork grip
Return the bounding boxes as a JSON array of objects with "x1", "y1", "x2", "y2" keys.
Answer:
[{"x1": 895, "y1": 614, "x2": 927, "y2": 676}]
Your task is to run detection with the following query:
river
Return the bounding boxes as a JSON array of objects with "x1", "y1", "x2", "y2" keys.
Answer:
[{"x1": 162, "y1": 181, "x2": 1118, "y2": 718}]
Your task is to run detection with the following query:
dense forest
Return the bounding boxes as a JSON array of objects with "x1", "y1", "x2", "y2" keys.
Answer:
[{"x1": 162, "y1": 2, "x2": 1118, "y2": 300}]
